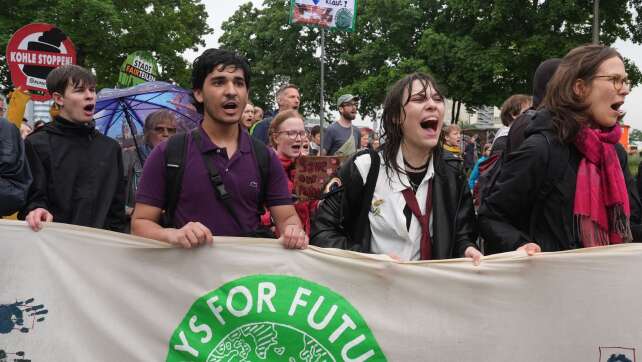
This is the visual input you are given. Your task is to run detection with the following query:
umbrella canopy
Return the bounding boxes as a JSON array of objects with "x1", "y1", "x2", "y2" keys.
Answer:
[{"x1": 94, "y1": 81, "x2": 202, "y2": 145}]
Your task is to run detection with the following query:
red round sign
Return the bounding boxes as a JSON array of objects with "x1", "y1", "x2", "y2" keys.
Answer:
[{"x1": 6, "y1": 23, "x2": 77, "y2": 101}]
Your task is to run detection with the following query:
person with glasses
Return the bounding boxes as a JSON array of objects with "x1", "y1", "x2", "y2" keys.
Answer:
[
  {"x1": 123, "y1": 110, "x2": 178, "y2": 221},
  {"x1": 322, "y1": 94, "x2": 361, "y2": 156},
  {"x1": 479, "y1": 44, "x2": 642, "y2": 255},
  {"x1": 261, "y1": 110, "x2": 318, "y2": 236}
]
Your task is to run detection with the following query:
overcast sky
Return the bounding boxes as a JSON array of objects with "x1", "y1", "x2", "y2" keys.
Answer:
[{"x1": 187, "y1": 1, "x2": 642, "y2": 130}]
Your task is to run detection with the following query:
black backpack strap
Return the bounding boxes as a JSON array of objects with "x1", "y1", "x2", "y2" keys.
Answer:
[
  {"x1": 351, "y1": 149, "x2": 380, "y2": 247},
  {"x1": 537, "y1": 130, "x2": 570, "y2": 200},
  {"x1": 249, "y1": 136, "x2": 270, "y2": 214},
  {"x1": 162, "y1": 132, "x2": 189, "y2": 227},
  {"x1": 191, "y1": 129, "x2": 248, "y2": 232}
]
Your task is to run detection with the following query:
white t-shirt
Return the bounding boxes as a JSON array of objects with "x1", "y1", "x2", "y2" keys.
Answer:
[{"x1": 354, "y1": 149, "x2": 434, "y2": 261}]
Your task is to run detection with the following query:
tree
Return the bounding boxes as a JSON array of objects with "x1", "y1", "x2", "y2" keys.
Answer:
[
  {"x1": 219, "y1": 0, "x2": 642, "y2": 124},
  {"x1": 417, "y1": 0, "x2": 642, "y2": 122},
  {"x1": 630, "y1": 128, "x2": 642, "y2": 143},
  {"x1": 0, "y1": 0, "x2": 212, "y2": 92}
]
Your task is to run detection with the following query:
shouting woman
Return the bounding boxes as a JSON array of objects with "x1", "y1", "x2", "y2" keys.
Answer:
[
  {"x1": 479, "y1": 44, "x2": 642, "y2": 254},
  {"x1": 311, "y1": 73, "x2": 481, "y2": 263}
]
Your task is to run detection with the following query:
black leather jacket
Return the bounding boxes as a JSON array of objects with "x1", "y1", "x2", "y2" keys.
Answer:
[{"x1": 310, "y1": 149, "x2": 478, "y2": 259}]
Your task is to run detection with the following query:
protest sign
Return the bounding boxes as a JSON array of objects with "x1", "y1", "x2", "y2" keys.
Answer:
[
  {"x1": 1, "y1": 220, "x2": 641, "y2": 361},
  {"x1": 117, "y1": 51, "x2": 160, "y2": 88},
  {"x1": 294, "y1": 156, "x2": 344, "y2": 200},
  {"x1": 289, "y1": 0, "x2": 358, "y2": 31},
  {"x1": 6, "y1": 23, "x2": 76, "y2": 101}
]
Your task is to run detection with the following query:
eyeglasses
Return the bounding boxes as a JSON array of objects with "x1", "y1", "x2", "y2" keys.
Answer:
[
  {"x1": 154, "y1": 126, "x2": 177, "y2": 134},
  {"x1": 340, "y1": 102, "x2": 357, "y2": 108},
  {"x1": 593, "y1": 75, "x2": 631, "y2": 91},
  {"x1": 275, "y1": 130, "x2": 306, "y2": 140}
]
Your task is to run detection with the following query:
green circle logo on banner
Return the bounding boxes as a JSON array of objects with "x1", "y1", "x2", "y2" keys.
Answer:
[{"x1": 166, "y1": 274, "x2": 386, "y2": 361}]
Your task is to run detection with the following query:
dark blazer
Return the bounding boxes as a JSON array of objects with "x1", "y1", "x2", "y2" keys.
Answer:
[{"x1": 311, "y1": 149, "x2": 478, "y2": 259}]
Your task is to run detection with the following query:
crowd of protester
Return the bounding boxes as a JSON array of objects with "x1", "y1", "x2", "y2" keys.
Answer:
[{"x1": 1, "y1": 43, "x2": 640, "y2": 264}]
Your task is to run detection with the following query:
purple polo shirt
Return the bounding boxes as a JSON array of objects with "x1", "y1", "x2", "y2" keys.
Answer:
[{"x1": 136, "y1": 125, "x2": 292, "y2": 236}]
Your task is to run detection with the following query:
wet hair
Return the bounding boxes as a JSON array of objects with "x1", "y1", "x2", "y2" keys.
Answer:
[
  {"x1": 46, "y1": 64, "x2": 96, "y2": 96},
  {"x1": 143, "y1": 110, "x2": 177, "y2": 145},
  {"x1": 542, "y1": 44, "x2": 623, "y2": 143},
  {"x1": 381, "y1": 72, "x2": 444, "y2": 181},
  {"x1": 191, "y1": 48, "x2": 251, "y2": 114},
  {"x1": 500, "y1": 94, "x2": 532, "y2": 126},
  {"x1": 268, "y1": 109, "x2": 305, "y2": 147}
]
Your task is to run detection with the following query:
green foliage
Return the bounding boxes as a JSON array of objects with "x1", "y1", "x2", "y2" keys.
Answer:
[
  {"x1": 219, "y1": 0, "x2": 642, "y2": 122},
  {"x1": 630, "y1": 128, "x2": 642, "y2": 143},
  {"x1": 0, "y1": 0, "x2": 212, "y2": 92}
]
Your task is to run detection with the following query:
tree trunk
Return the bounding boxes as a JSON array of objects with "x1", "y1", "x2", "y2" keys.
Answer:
[
  {"x1": 455, "y1": 101, "x2": 461, "y2": 123},
  {"x1": 451, "y1": 100, "x2": 456, "y2": 124}
]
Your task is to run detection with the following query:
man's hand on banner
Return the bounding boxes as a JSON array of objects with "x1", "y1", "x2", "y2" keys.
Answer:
[
  {"x1": 517, "y1": 242, "x2": 541, "y2": 256},
  {"x1": 25, "y1": 208, "x2": 53, "y2": 231},
  {"x1": 464, "y1": 246, "x2": 483, "y2": 266},
  {"x1": 280, "y1": 224, "x2": 308, "y2": 250},
  {"x1": 166, "y1": 221, "x2": 213, "y2": 248}
]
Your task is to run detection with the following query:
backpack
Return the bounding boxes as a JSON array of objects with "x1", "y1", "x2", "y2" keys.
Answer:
[
  {"x1": 474, "y1": 110, "x2": 569, "y2": 210},
  {"x1": 160, "y1": 129, "x2": 270, "y2": 228}
]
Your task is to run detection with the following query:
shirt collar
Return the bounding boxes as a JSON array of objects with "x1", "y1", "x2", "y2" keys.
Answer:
[{"x1": 195, "y1": 124, "x2": 251, "y2": 154}]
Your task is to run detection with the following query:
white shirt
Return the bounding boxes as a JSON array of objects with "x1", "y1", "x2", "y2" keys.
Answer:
[{"x1": 354, "y1": 148, "x2": 434, "y2": 261}]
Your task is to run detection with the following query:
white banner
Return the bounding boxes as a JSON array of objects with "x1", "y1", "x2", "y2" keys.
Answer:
[
  {"x1": 1, "y1": 219, "x2": 641, "y2": 361},
  {"x1": 290, "y1": 0, "x2": 357, "y2": 31}
]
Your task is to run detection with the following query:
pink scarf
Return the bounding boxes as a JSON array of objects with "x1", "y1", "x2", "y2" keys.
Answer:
[{"x1": 573, "y1": 124, "x2": 632, "y2": 247}]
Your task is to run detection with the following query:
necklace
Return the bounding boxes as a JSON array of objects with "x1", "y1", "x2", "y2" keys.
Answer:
[{"x1": 403, "y1": 156, "x2": 430, "y2": 171}]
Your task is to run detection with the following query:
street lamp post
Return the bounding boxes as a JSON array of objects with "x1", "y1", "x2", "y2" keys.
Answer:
[{"x1": 593, "y1": 0, "x2": 600, "y2": 44}]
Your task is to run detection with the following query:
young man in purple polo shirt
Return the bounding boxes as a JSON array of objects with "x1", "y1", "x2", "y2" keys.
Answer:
[{"x1": 131, "y1": 49, "x2": 307, "y2": 249}]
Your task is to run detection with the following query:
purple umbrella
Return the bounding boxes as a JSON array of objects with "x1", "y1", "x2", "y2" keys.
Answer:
[{"x1": 94, "y1": 81, "x2": 202, "y2": 163}]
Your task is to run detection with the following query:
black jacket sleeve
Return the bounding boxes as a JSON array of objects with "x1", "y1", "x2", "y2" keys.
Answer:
[
  {"x1": 310, "y1": 188, "x2": 356, "y2": 250},
  {"x1": 0, "y1": 120, "x2": 32, "y2": 216},
  {"x1": 104, "y1": 146, "x2": 127, "y2": 233},
  {"x1": 454, "y1": 174, "x2": 478, "y2": 257},
  {"x1": 19, "y1": 136, "x2": 49, "y2": 218},
  {"x1": 478, "y1": 134, "x2": 549, "y2": 252},
  {"x1": 310, "y1": 157, "x2": 368, "y2": 252}
]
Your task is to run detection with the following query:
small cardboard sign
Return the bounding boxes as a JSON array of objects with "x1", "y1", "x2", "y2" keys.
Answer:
[
  {"x1": 6, "y1": 23, "x2": 77, "y2": 101},
  {"x1": 294, "y1": 156, "x2": 345, "y2": 200}
]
